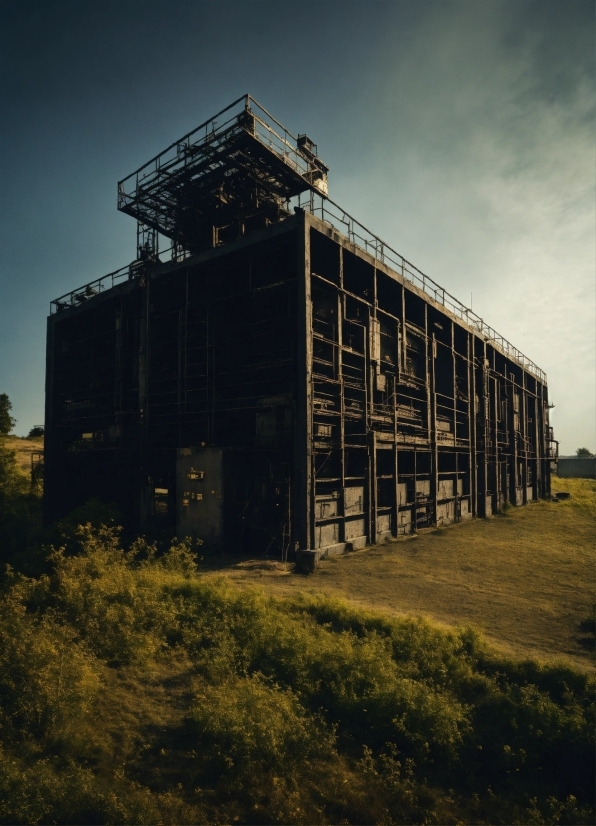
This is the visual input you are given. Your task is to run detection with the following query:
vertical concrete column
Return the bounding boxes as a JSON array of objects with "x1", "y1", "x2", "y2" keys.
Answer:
[
  {"x1": 177, "y1": 278, "x2": 187, "y2": 418},
  {"x1": 533, "y1": 394, "x2": 540, "y2": 499},
  {"x1": 430, "y1": 333, "x2": 438, "y2": 526},
  {"x1": 507, "y1": 372, "x2": 516, "y2": 506},
  {"x1": 469, "y1": 332, "x2": 478, "y2": 517},
  {"x1": 138, "y1": 274, "x2": 150, "y2": 531},
  {"x1": 392, "y1": 357, "x2": 399, "y2": 538},
  {"x1": 338, "y1": 289, "x2": 346, "y2": 543},
  {"x1": 477, "y1": 343, "x2": 490, "y2": 517},
  {"x1": 543, "y1": 384, "x2": 552, "y2": 496},
  {"x1": 493, "y1": 369, "x2": 500, "y2": 508},
  {"x1": 294, "y1": 214, "x2": 313, "y2": 551},
  {"x1": 114, "y1": 301, "x2": 123, "y2": 416},
  {"x1": 369, "y1": 430, "x2": 377, "y2": 544},
  {"x1": 522, "y1": 372, "x2": 528, "y2": 505}
]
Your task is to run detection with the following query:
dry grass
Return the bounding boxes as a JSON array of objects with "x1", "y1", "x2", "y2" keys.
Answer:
[
  {"x1": 208, "y1": 477, "x2": 595, "y2": 671},
  {"x1": 3, "y1": 434, "x2": 44, "y2": 476}
]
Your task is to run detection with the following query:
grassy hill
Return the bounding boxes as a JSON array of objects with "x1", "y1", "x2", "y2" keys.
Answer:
[
  {"x1": 0, "y1": 524, "x2": 593, "y2": 825},
  {"x1": 2, "y1": 434, "x2": 44, "y2": 476},
  {"x1": 0, "y1": 435, "x2": 593, "y2": 824},
  {"x1": 209, "y1": 476, "x2": 595, "y2": 672}
]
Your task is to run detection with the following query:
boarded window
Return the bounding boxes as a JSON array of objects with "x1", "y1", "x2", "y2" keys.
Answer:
[{"x1": 154, "y1": 487, "x2": 169, "y2": 514}]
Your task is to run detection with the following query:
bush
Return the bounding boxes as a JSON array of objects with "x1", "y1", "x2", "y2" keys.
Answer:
[
  {"x1": 42, "y1": 524, "x2": 200, "y2": 666},
  {"x1": 187, "y1": 673, "x2": 333, "y2": 781},
  {"x1": 0, "y1": 747, "x2": 196, "y2": 825},
  {"x1": 0, "y1": 437, "x2": 43, "y2": 571},
  {"x1": 0, "y1": 590, "x2": 100, "y2": 745},
  {"x1": 0, "y1": 524, "x2": 592, "y2": 824}
]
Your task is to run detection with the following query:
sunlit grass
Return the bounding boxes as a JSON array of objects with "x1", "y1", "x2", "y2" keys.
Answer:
[
  {"x1": 0, "y1": 439, "x2": 593, "y2": 824},
  {"x1": 218, "y1": 478, "x2": 596, "y2": 672},
  {"x1": 551, "y1": 474, "x2": 596, "y2": 511},
  {"x1": 0, "y1": 524, "x2": 593, "y2": 825},
  {"x1": 2, "y1": 434, "x2": 44, "y2": 478}
]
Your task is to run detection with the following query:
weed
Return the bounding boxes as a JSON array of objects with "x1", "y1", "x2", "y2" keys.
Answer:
[{"x1": 0, "y1": 524, "x2": 592, "y2": 824}]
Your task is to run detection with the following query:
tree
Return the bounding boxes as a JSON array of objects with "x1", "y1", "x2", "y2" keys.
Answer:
[
  {"x1": 0, "y1": 393, "x2": 16, "y2": 435},
  {"x1": 576, "y1": 447, "x2": 594, "y2": 457},
  {"x1": 0, "y1": 439, "x2": 23, "y2": 501},
  {"x1": 27, "y1": 426, "x2": 44, "y2": 439}
]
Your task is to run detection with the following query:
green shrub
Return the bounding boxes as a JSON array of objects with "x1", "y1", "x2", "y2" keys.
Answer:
[
  {"x1": 0, "y1": 523, "x2": 592, "y2": 824},
  {"x1": 0, "y1": 594, "x2": 100, "y2": 745},
  {"x1": 0, "y1": 437, "x2": 43, "y2": 572},
  {"x1": 42, "y1": 525, "x2": 200, "y2": 665},
  {"x1": 187, "y1": 673, "x2": 333, "y2": 780},
  {"x1": 0, "y1": 746, "x2": 197, "y2": 825},
  {"x1": 50, "y1": 499, "x2": 121, "y2": 552}
]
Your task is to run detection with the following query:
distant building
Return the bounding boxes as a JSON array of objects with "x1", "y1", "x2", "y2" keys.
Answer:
[
  {"x1": 556, "y1": 457, "x2": 596, "y2": 479},
  {"x1": 44, "y1": 96, "x2": 556, "y2": 555}
]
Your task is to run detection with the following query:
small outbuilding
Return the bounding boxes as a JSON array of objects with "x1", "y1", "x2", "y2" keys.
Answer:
[{"x1": 556, "y1": 457, "x2": 596, "y2": 479}]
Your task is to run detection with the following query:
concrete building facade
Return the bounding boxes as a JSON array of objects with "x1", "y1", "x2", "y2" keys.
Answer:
[{"x1": 45, "y1": 96, "x2": 556, "y2": 556}]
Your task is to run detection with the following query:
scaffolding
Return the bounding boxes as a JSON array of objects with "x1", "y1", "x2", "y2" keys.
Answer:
[
  {"x1": 117, "y1": 94, "x2": 328, "y2": 257},
  {"x1": 45, "y1": 97, "x2": 554, "y2": 551}
]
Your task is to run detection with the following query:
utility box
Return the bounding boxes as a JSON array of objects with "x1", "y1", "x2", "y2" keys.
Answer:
[{"x1": 176, "y1": 448, "x2": 226, "y2": 546}]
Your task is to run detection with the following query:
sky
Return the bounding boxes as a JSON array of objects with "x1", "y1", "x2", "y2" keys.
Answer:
[{"x1": 0, "y1": 0, "x2": 594, "y2": 453}]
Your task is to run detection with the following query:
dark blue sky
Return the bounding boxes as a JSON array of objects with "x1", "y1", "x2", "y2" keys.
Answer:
[{"x1": 1, "y1": 0, "x2": 594, "y2": 451}]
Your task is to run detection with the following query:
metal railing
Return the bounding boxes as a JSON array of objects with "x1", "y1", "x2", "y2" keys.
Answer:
[
  {"x1": 117, "y1": 94, "x2": 327, "y2": 217},
  {"x1": 49, "y1": 241, "x2": 187, "y2": 313},
  {"x1": 51, "y1": 103, "x2": 545, "y2": 383},
  {"x1": 50, "y1": 263, "x2": 131, "y2": 312},
  {"x1": 292, "y1": 190, "x2": 547, "y2": 383}
]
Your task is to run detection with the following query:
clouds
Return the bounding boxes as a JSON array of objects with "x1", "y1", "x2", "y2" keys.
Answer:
[{"x1": 338, "y1": 0, "x2": 595, "y2": 451}]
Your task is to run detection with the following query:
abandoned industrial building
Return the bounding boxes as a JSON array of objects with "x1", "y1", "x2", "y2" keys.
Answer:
[{"x1": 44, "y1": 95, "x2": 557, "y2": 557}]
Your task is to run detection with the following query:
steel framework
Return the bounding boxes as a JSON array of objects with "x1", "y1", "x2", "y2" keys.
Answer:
[
  {"x1": 117, "y1": 94, "x2": 328, "y2": 257},
  {"x1": 45, "y1": 97, "x2": 556, "y2": 553}
]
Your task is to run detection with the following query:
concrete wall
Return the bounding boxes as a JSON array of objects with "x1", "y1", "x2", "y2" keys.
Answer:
[
  {"x1": 46, "y1": 210, "x2": 554, "y2": 553},
  {"x1": 304, "y1": 212, "x2": 552, "y2": 551}
]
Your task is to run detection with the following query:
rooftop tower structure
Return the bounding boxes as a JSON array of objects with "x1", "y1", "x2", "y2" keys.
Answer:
[
  {"x1": 117, "y1": 96, "x2": 328, "y2": 261},
  {"x1": 45, "y1": 96, "x2": 557, "y2": 555}
]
